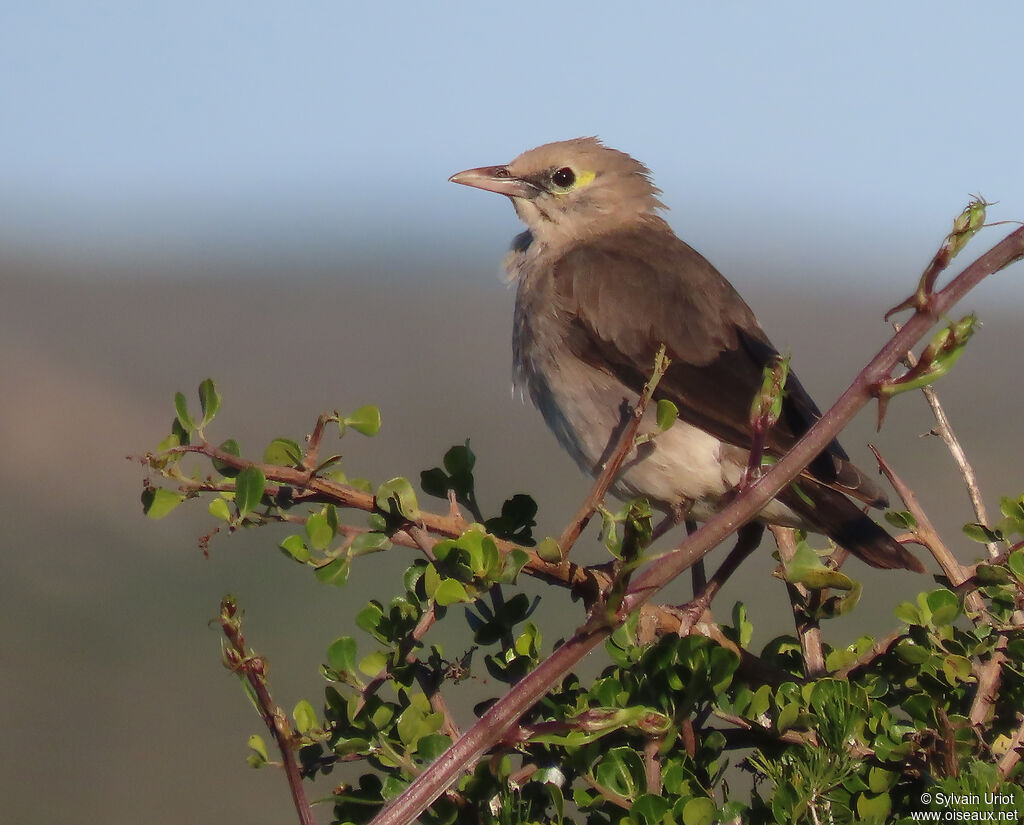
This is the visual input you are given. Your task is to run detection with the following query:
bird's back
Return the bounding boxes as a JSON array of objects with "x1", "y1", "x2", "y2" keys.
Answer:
[{"x1": 510, "y1": 221, "x2": 889, "y2": 508}]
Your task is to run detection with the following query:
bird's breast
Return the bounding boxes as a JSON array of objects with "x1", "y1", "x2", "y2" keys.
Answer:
[{"x1": 513, "y1": 277, "x2": 731, "y2": 516}]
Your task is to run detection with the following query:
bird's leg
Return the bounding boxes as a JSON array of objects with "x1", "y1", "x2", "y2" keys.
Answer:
[
  {"x1": 686, "y1": 519, "x2": 706, "y2": 596},
  {"x1": 651, "y1": 506, "x2": 705, "y2": 597},
  {"x1": 651, "y1": 499, "x2": 693, "y2": 542},
  {"x1": 675, "y1": 522, "x2": 765, "y2": 636}
]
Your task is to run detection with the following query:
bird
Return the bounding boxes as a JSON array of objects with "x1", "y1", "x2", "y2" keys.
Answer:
[{"x1": 449, "y1": 137, "x2": 925, "y2": 573}]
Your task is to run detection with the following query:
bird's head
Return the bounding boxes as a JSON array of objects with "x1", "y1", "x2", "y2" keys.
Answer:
[{"x1": 449, "y1": 137, "x2": 665, "y2": 243}]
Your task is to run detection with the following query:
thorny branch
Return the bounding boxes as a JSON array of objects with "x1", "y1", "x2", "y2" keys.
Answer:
[
  {"x1": 147, "y1": 220, "x2": 1024, "y2": 825},
  {"x1": 898, "y1": 330, "x2": 1000, "y2": 559},
  {"x1": 369, "y1": 225, "x2": 1024, "y2": 825},
  {"x1": 869, "y1": 445, "x2": 985, "y2": 615},
  {"x1": 218, "y1": 598, "x2": 318, "y2": 825}
]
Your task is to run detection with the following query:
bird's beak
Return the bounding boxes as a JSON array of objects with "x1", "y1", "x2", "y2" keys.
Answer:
[{"x1": 448, "y1": 165, "x2": 540, "y2": 200}]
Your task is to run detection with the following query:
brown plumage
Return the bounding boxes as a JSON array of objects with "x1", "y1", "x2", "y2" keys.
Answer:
[{"x1": 450, "y1": 137, "x2": 925, "y2": 573}]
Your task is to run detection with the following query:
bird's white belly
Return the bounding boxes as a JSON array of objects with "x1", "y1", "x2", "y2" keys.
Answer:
[{"x1": 522, "y1": 353, "x2": 804, "y2": 527}]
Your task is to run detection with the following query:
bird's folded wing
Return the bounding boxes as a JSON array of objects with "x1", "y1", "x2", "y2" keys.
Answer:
[{"x1": 554, "y1": 228, "x2": 888, "y2": 507}]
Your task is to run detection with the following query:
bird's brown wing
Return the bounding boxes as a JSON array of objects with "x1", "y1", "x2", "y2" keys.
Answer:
[{"x1": 553, "y1": 225, "x2": 888, "y2": 507}]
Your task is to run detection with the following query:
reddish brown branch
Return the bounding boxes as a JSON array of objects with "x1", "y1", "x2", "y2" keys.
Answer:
[
  {"x1": 218, "y1": 598, "x2": 317, "y2": 825},
  {"x1": 997, "y1": 714, "x2": 1024, "y2": 780},
  {"x1": 556, "y1": 346, "x2": 668, "y2": 557},
  {"x1": 770, "y1": 526, "x2": 825, "y2": 678},
  {"x1": 369, "y1": 224, "x2": 1024, "y2": 825},
  {"x1": 869, "y1": 445, "x2": 984, "y2": 614}
]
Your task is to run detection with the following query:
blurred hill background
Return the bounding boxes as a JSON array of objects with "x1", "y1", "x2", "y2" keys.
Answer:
[{"x1": 2, "y1": 3, "x2": 1022, "y2": 823}]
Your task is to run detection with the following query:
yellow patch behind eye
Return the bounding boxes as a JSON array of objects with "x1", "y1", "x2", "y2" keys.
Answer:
[{"x1": 575, "y1": 170, "x2": 596, "y2": 188}]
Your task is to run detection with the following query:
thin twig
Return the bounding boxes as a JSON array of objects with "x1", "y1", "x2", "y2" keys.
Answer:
[
  {"x1": 302, "y1": 412, "x2": 336, "y2": 472},
  {"x1": 769, "y1": 526, "x2": 825, "y2": 678},
  {"x1": 899, "y1": 328, "x2": 999, "y2": 559},
  {"x1": 354, "y1": 606, "x2": 439, "y2": 719},
  {"x1": 556, "y1": 345, "x2": 669, "y2": 557},
  {"x1": 869, "y1": 445, "x2": 984, "y2": 614},
  {"x1": 921, "y1": 385, "x2": 1000, "y2": 559},
  {"x1": 407, "y1": 525, "x2": 438, "y2": 559},
  {"x1": 164, "y1": 443, "x2": 602, "y2": 596},
  {"x1": 218, "y1": 598, "x2": 317, "y2": 825},
  {"x1": 581, "y1": 773, "x2": 632, "y2": 810},
  {"x1": 871, "y1": 447, "x2": 1011, "y2": 729}
]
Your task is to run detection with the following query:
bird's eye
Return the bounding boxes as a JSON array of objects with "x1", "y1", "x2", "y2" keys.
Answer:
[{"x1": 551, "y1": 167, "x2": 576, "y2": 188}]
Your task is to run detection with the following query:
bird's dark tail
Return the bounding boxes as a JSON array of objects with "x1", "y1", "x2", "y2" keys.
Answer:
[{"x1": 776, "y1": 482, "x2": 927, "y2": 573}]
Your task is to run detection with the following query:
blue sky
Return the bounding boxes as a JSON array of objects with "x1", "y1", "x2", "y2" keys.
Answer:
[{"x1": 2, "y1": 2, "x2": 1023, "y2": 300}]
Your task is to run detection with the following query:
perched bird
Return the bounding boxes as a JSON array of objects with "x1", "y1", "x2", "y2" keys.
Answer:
[{"x1": 449, "y1": 138, "x2": 924, "y2": 573}]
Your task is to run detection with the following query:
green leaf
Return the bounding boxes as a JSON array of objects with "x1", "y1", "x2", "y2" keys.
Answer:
[
  {"x1": 731, "y1": 602, "x2": 753, "y2": 648},
  {"x1": 501, "y1": 549, "x2": 531, "y2": 583},
  {"x1": 783, "y1": 542, "x2": 856, "y2": 590},
  {"x1": 681, "y1": 796, "x2": 717, "y2": 825},
  {"x1": 212, "y1": 439, "x2": 241, "y2": 477},
  {"x1": 655, "y1": 398, "x2": 678, "y2": 431},
  {"x1": 856, "y1": 791, "x2": 891, "y2": 821},
  {"x1": 963, "y1": 522, "x2": 1002, "y2": 543},
  {"x1": 375, "y1": 477, "x2": 420, "y2": 521},
  {"x1": 358, "y1": 650, "x2": 388, "y2": 677},
  {"x1": 156, "y1": 429, "x2": 183, "y2": 452},
  {"x1": 326, "y1": 636, "x2": 357, "y2": 674},
  {"x1": 350, "y1": 532, "x2": 391, "y2": 555},
  {"x1": 198, "y1": 378, "x2": 221, "y2": 430},
  {"x1": 999, "y1": 495, "x2": 1024, "y2": 521},
  {"x1": 396, "y1": 704, "x2": 426, "y2": 747},
  {"x1": 280, "y1": 534, "x2": 311, "y2": 563},
  {"x1": 594, "y1": 746, "x2": 645, "y2": 802},
  {"x1": 537, "y1": 537, "x2": 562, "y2": 563},
  {"x1": 894, "y1": 600, "x2": 922, "y2": 625},
  {"x1": 234, "y1": 466, "x2": 266, "y2": 516},
  {"x1": 1008, "y1": 550, "x2": 1024, "y2": 584},
  {"x1": 941, "y1": 654, "x2": 972, "y2": 684},
  {"x1": 631, "y1": 795, "x2": 671, "y2": 825},
  {"x1": 264, "y1": 437, "x2": 303, "y2": 467},
  {"x1": 884, "y1": 510, "x2": 917, "y2": 530},
  {"x1": 246, "y1": 734, "x2": 269, "y2": 767},
  {"x1": 895, "y1": 640, "x2": 930, "y2": 665},
  {"x1": 209, "y1": 497, "x2": 232, "y2": 522},
  {"x1": 293, "y1": 700, "x2": 318, "y2": 734},
  {"x1": 314, "y1": 557, "x2": 349, "y2": 587},
  {"x1": 142, "y1": 487, "x2": 184, "y2": 519},
  {"x1": 433, "y1": 578, "x2": 470, "y2": 606},
  {"x1": 925, "y1": 589, "x2": 961, "y2": 625},
  {"x1": 416, "y1": 733, "x2": 451, "y2": 762},
  {"x1": 867, "y1": 766, "x2": 898, "y2": 793},
  {"x1": 776, "y1": 701, "x2": 799, "y2": 733},
  {"x1": 174, "y1": 391, "x2": 194, "y2": 432},
  {"x1": 419, "y1": 467, "x2": 450, "y2": 499},
  {"x1": 344, "y1": 405, "x2": 382, "y2": 436},
  {"x1": 443, "y1": 443, "x2": 475, "y2": 475},
  {"x1": 305, "y1": 513, "x2": 335, "y2": 551},
  {"x1": 355, "y1": 602, "x2": 385, "y2": 636}
]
